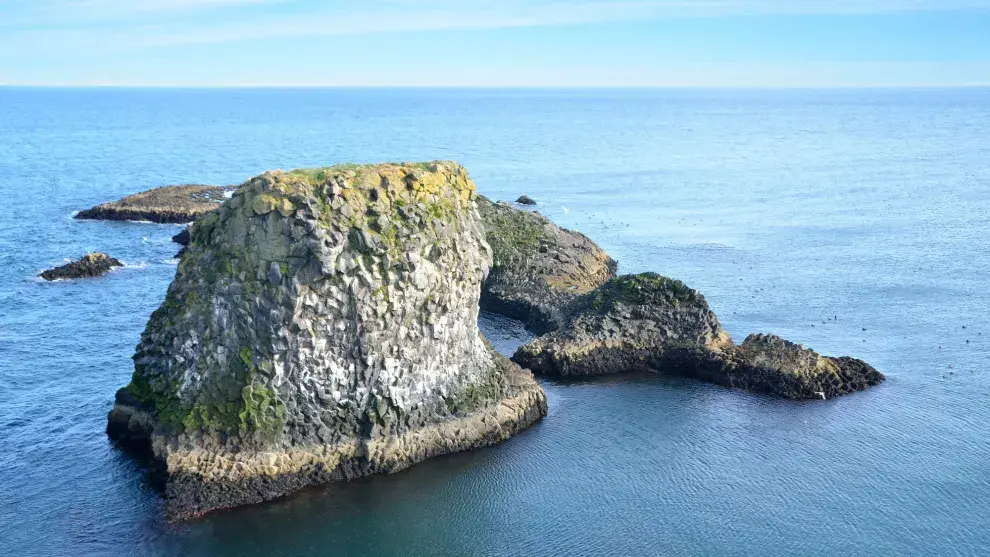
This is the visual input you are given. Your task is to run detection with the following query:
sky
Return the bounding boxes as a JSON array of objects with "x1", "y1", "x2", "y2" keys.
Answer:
[{"x1": 0, "y1": 0, "x2": 989, "y2": 87}]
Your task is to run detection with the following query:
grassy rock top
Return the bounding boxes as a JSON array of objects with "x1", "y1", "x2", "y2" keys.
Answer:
[
  {"x1": 585, "y1": 272, "x2": 700, "y2": 312},
  {"x1": 76, "y1": 184, "x2": 233, "y2": 224},
  {"x1": 40, "y1": 252, "x2": 123, "y2": 281}
]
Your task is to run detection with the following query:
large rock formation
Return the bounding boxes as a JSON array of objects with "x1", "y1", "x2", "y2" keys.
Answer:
[
  {"x1": 106, "y1": 162, "x2": 547, "y2": 520},
  {"x1": 39, "y1": 252, "x2": 123, "y2": 281},
  {"x1": 476, "y1": 195, "x2": 617, "y2": 334},
  {"x1": 76, "y1": 184, "x2": 233, "y2": 223},
  {"x1": 513, "y1": 273, "x2": 883, "y2": 400}
]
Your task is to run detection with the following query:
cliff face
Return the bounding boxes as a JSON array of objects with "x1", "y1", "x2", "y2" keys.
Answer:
[
  {"x1": 513, "y1": 273, "x2": 883, "y2": 400},
  {"x1": 106, "y1": 162, "x2": 546, "y2": 520},
  {"x1": 476, "y1": 195, "x2": 617, "y2": 334}
]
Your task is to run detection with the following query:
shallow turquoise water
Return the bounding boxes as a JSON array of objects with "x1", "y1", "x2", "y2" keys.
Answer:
[{"x1": 1, "y1": 88, "x2": 988, "y2": 556}]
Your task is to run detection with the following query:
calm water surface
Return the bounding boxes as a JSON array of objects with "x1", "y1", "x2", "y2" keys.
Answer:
[{"x1": 1, "y1": 88, "x2": 988, "y2": 556}]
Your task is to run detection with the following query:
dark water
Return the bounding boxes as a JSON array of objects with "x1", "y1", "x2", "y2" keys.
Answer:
[{"x1": 1, "y1": 88, "x2": 989, "y2": 556}]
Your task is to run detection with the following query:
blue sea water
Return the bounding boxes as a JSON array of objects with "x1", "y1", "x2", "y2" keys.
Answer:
[{"x1": 1, "y1": 87, "x2": 989, "y2": 556}]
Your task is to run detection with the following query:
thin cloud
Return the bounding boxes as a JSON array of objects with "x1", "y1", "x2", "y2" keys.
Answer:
[{"x1": 2, "y1": 0, "x2": 989, "y2": 50}]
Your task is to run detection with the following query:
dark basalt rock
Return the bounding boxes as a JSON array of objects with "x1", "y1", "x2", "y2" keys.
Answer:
[
  {"x1": 106, "y1": 162, "x2": 547, "y2": 521},
  {"x1": 172, "y1": 226, "x2": 191, "y2": 246},
  {"x1": 76, "y1": 184, "x2": 234, "y2": 224},
  {"x1": 476, "y1": 195, "x2": 617, "y2": 334},
  {"x1": 513, "y1": 273, "x2": 884, "y2": 400},
  {"x1": 515, "y1": 194, "x2": 536, "y2": 205},
  {"x1": 39, "y1": 252, "x2": 123, "y2": 281}
]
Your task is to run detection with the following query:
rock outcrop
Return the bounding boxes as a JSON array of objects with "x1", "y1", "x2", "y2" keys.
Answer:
[
  {"x1": 106, "y1": 162, "x2": 547, "y2": 520},
  {"x1": 513, "y1": 273, "x2": 883, "y2": 399},
  {"x1": 515, "y1": 194, "x2": 536, "y2": 205},
  {"x1": 76, "y1": 184, "x2": 233, "y2": 224},
  {"x1": 172, "y1": 226, "x2": 191, "y2": 246},
  {"x1": 40, "y1": 252, "x2": 123, "y2": 281},
  {"x1": 476, "y1": 195, "x2": 617, "y2": 334}
]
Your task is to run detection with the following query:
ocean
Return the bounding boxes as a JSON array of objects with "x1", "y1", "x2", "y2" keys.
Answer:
[{"x1": 0, "y1": 87, "x2": 988, "y2": 556}]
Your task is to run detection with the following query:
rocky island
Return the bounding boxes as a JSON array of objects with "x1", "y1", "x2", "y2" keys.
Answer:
[
  {"x1": 476, "y1": 195, "x2": 616, "y2": 333},
  {"x1": 40, "y1": 252, "x2": 123, "y2": 281},
  {"x1": 76, "y1": 184, "x2": 233, "y2": 223},
  {"x1": 106, "y1": 162, "x2": 547, "y2": 520},
  {"x1": 513, "y1": 273, "x2": 884, "y2": 399}
]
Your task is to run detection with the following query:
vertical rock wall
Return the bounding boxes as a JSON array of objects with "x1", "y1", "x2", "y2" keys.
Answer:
[{"x1": 107, "y1": 162, "x2": 547, "y2": 520}]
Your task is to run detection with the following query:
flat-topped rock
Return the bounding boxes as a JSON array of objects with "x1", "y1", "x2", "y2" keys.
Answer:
[
  {"x1": 106, "y1": 161, "x2": 547, "y2": 520},
  {"x1": 40, "y1": 252, "x2": 122, "y2": 281},
  {"x1": 513, "y1": 273, "x2": 883, "y2": 400},
  {"x1": 476, "y1": 195, "x2": 616, "y2": 334},
  {"x1": 76, "y1": 184, "x2": 233, "y2": 224}
]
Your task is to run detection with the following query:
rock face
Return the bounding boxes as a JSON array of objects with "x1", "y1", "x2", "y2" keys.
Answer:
[
  {"x1": 76, "y1": 184, "x2": 232, "y2": 224},
  {"x1": 513, "y1": 273, "x2": 884, "y2": 400},
  {"x1": 476, "y1": 195, "x2": 617, "y2": 334},
  {"x1": 106, "y1": 162, "x2": 547, "y2": 520},
  {"x1": 40, "y1": 252, "x2": 123, "y2": 281}
]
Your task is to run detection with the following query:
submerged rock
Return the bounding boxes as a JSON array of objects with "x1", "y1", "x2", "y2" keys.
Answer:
[
  {"x1": 76, "y1": 184, "x2": 233, "y2": 224},
  {"x1": 515, "y1": 194, "x2": 536, "y2": 205},
  {"x1": 476, "y1": 195, "x2": 617, "y2": 334},
  {"x1": 513, "y1": 273, "x2": 883, "y2": 399},
  {"x1": 106, "y1": 161, "x2": 547, "y2": 520},
  {"x1": 40, "y1": 252, "x2": 122, "y2": 281}
]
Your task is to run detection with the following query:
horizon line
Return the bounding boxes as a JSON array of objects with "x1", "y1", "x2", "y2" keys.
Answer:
[{"x1": 2, "y1": 83, "x2": 989, "y2": 90}]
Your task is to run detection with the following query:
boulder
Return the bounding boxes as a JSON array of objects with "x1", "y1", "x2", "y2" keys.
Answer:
[
  {"x1": 513, "y1": 273, "x2": 883, "y2": 400},
  {"x1": 39, "y1": 252, "x2": 123, "y2": 281},
  {"x1": 106, "y1": 162, "x2": 547, "y2": 520},
  {"x1": 76, "y1": 184, "x2": 233, "y2": 224},
  {"x1": 476, "y1": 195, "x2": 617, "y2": 334},
  {"x1": 515, "y1": 194, "x2": 536, "y2": 205}
]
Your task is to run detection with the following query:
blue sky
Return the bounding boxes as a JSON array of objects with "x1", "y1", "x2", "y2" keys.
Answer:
[{"x1": 1, "y1": 0, "x2": 988, "y2": 86}]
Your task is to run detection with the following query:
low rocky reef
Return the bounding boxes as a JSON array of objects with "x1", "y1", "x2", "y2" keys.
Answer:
[
  {"x1": 106, "y1": 162, "x2": 547, "y2": 520},
  {"x1": 476, "y1": 195, "x2": 617, "y2": 334},
  {"x1": 76, "y1": 184, "x2": 233, "y2": 224},
  {"x1": 513, "y1": 273, "x2": 884, "y2": 400},
  {"x1": 40, "y1": 252, "x2": 122, "y2": 281}
]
